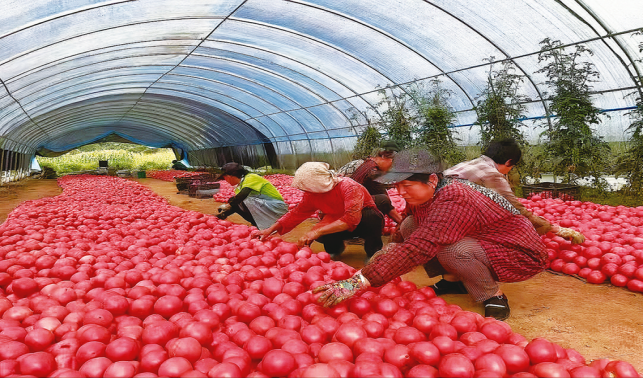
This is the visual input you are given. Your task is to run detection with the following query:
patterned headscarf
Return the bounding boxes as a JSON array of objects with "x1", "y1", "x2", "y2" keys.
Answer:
[{"x1": 292, "y1": 162, "x2": 341, "y2": 193}]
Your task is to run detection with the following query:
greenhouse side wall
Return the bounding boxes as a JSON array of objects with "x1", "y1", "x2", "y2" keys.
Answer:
[
  {"x1": 186, "y1": 138, "x2": 356, "y2": 171},
  {"x1": 0, "y1": 149, "x2": 32, "y2": 184}
]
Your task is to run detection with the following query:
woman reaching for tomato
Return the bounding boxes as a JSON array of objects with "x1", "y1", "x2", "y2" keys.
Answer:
[
  {"x1": 444, "y1": 138, "x2": 585, "y2": 244},
  {"x1": 215, "y1": 163, "x2": 289, "y2": 230},
  {"x1": 254, "y1": 162, "x2": 384, "y2": 261},
  {"x1": 314, "y1": 149, "x2": 548, "y2": 321}
]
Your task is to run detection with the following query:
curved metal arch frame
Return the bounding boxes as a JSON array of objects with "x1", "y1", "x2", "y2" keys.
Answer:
[
  {"x1": 40, "y1": 125, "x2": 188, "y2": 153},
  {"x1": 143, "y1": 83, "x2": 291, "y2": 144},
  {"x1": 123, "y1": 102, "x2": 248, "y2": 146},
  {"x1": 186, "y1": 53, "x2": 348, "y2": 144},
  {"x1": 419, "y1": 1, "x2": 555, "y2": 128},
  {"x1": 566, "y1": 0, "x2": 643, "y2": 98},
  {"x1": 18, "y1": 76, "x2": 166, "y2": 109},
  {"x1": 190, "y1": 41, "x2": 377, "y2": 145},
  {"x1": 10, "y1": 95, "x2": 203, "y2": 149},
  {"x1": 29, "y1": 107, "x2": 196, "y2": 151},
  {"x1": 220, "y1": 18, "x2": 403, "y2": 124},
  {"x1": 0, "y1": 16, "x2": 223, "y2": 70},
  {"x1": 191, "y1": 47, "x2": 355, "y2": 122},
  {"x1": 156, "y1": 72, "x2": 300, "y2": 163},
  {"x1": 282, "y1": 0, "x2": 478, "y2": 109},
  {"x1": 167, "y1": 64, "x2": 322, "y2": 159},
  {"x1": 149, "y1": 76, "x2": 279, "y2": 137},
  {"x1": 6, "y1": 39, "x2": 197, "y2": 84}
]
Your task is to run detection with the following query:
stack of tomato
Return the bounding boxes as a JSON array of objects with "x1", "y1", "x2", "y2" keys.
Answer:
[
  {"x1": 520, "y1": 196, "x2": 643, "y2": 293},
  {"x1": 0, "y1": 175, "x2": 638, "y2": 377},
  {"x1": 146, "y1": 171, "x2": 201, "y2": 182}
]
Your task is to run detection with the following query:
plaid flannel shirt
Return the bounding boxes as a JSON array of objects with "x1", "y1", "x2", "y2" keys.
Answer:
[
  {"x1": 362, "y1": 179, "x2": 547, "y2": 287},
  {"x1": 350, "y1": 158, "x2": 388, "y2": 196}
]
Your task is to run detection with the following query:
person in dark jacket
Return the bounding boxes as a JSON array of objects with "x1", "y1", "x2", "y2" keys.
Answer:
[{"x1": 349, "y1": 141, "x2": 403, "y2": 224}]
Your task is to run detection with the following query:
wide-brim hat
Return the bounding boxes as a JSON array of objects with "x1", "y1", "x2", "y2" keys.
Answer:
[{"x1": 374, "y1": 149, "x2": 443, "y2": 185}]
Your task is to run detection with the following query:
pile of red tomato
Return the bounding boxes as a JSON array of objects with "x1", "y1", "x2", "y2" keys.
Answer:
[
  {"x1": 520, "y1": 196, "x2": 643, "y2": 293},
  {"x1": 0, "y1": 175, "x2": 638, "y2": 378},
  {"x1": 146, "y1": 171, "x2": 202, "y2": 182}
]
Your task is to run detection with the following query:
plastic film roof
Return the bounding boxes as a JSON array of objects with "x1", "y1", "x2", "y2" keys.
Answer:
[{"x1": 1, "y1": 0, "x2": 642, "y2": 157}]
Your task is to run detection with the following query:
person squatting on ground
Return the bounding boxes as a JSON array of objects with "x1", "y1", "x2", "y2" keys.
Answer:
[
  {"x1": 444, "y1": 138, "x2": 585, "y2": 244},
  {"x1": 349, "y1": 141, "x2": 404, "y2": 224},
  {"x1": 314, "y1": 149, "x2": 548, "y2": 321},
  {"x1": 254, "y1": 162, "x2": 384, "y2": 260},
  {"x1": 215, "y1": 163, "x2": 288, "y2": 230}
]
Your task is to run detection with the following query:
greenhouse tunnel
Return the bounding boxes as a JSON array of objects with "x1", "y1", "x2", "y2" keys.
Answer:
[{"x1": 1, "y1": 0, "x2": 642, "y2": 178}]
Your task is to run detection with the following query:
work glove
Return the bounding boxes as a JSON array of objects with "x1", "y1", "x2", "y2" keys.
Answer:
[
  {"x1": 556, "y1": 227, "x2": 585, "y2": 244},
  {"x1": 313, "y1": 272, "x2": 370, "y2": 307},
  {"x1": 217, "y1": 203, "x2": 231, "y2": 214},
  {"x1": 368, "y1": 243, "x2": 398, "y2": 264}
]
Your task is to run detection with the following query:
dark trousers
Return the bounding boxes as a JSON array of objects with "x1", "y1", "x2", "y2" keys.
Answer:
[
  {"x1": 230, "y1": 202, "x2": 257, "y2": 227},
  {"x1": 317, "y1": 207, "x2": 384, "y2": 257},
  {"x1": 371, "y1": 194, "x2": 395, "y2": 215}
]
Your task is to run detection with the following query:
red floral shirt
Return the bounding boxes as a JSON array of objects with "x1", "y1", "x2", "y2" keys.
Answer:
[
  {"x1": 276, "y1": 178, "x2": 379, "y2": 234},
  {"x1": 362, "y1": 179, "x2": 546, "y2": 287}
]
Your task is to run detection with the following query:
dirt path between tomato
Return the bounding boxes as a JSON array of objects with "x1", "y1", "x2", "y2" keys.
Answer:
[{"x1": 2, "y1": 178, "x2": 642, "y2": 371}]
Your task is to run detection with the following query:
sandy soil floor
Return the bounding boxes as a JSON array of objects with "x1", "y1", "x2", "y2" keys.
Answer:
[{"x1": 2, "y1": 177, "x2": 642, "y2": 371}]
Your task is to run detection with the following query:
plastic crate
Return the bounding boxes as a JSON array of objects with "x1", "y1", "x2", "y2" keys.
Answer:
[
  {"x1": 175, "y1": 174, "x2": 216, "y2": 192},
  {"x1": 521, "y1": 182, "x2": 580, "y2": 201}
]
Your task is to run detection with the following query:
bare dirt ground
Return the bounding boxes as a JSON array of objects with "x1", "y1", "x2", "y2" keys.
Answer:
[{"x1": 2, "y1": 177, "x2": 642, "y2": 371}]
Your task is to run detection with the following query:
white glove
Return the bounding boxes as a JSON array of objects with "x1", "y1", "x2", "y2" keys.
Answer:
[
  {"x1": 217, "y1": 203, "x2": 231, "y2": 213},
  {"x1": 556, "y1": 227, "x2": 585, "y2": 244}
]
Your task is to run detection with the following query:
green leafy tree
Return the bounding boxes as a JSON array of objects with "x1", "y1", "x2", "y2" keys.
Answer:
[
  {"x1": 375, "y1": 87, "x2": 414, "y2": 149},
  {"x1": 536, "y1": 38, "x2": 610, "y2": 187},
  {"x1": 615, "y1": 32, "x2": 643, "y2": 196},
  {"x1": 412, "y1": 80, "x2": 464, "y2": 166},
  {"x1": 474, "y1": 58, "x2": 529, "y2": 148},
  {"x1": 351, "y1": 124, "x2": 382, "y2": 160}
]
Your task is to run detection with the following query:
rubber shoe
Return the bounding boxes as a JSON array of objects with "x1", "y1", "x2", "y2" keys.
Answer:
[
  {"x1": 484, "y1": 294, "x2": 510, "y2": 320},
  {"x1": 431, "y1": 279, "x2": 468, "y2": 295}
]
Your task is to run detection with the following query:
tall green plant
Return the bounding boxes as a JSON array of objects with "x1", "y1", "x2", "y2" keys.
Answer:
[
  {"x1": 412, "y1": 80, "x2": 464, "y2": 166},
  {"x1": 615, "y1": 32, "x2": 643, "y2": 196},
  {"x1": 474, "y1": 58, "x2": 529, "y2": 148},
  {"x1": 375, "y1": 87, "x2": 414, "y2": 149},
  {"x1": 536, "y1": 38, "x2": 610, "y2": 187},
  {"x1": 351, "y1": 124, "x2": 382, "y2": 160}
]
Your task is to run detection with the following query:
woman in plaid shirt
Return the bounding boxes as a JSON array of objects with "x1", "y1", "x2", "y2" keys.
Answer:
[{"x1": 315, "y1": 149, "x2": 548, "y2": 320}]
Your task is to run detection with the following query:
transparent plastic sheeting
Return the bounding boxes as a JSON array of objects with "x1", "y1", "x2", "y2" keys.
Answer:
[{"x1": 0, "y1": 0, "x2": 642, "y2": 166}]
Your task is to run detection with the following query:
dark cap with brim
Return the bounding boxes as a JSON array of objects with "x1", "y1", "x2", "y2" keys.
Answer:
[
  {"x1": 374, "y1": 149, "x2": 443, "y2": 184},
  {"x1": 374, "y1": 171, "x2": 415, "y2": 185}
]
